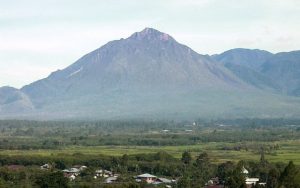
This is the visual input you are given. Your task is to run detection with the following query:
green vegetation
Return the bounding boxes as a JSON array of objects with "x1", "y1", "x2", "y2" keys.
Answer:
[
  {"x1": 0, "y1": 119, "x2": 299, "y2": 187},
  {"x1": 0, "y1": 141, "x2": 299, "y2": 164}
]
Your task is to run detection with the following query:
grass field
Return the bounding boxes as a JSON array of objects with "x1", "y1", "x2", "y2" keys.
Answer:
[{"x1": 1, "y1": 140, "x2": 299, "y2": 164}]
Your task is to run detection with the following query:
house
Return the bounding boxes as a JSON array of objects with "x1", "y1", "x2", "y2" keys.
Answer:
[
  {"x1": 64, "y1": 173, "x2": 76, "y2": 181},
  {"x1": 63, "y1": 168, "x2": 80, "y2": 173},
  {"x1": 63, "y1": 168, "x2": 80, "y2": 180},
  {"x1": 152, "y1": 177, "x2": 175, "y2": 186},
  {"x1": 95, "y1": 169, "x2": 113, "y2": 177},
  {"x1": 156, "y1": 177, "x2": 172, "y2": 184},
  {"x1": 241, "y1": 166, "x2": 262, "y2": 187},
  {"x1": 105, "y1": 176, "x2": 118, "y2": 184},
  {"x1": 73, "y1": 165, "x2": 87, "y2": 171},
  {"x1": 245, "y1": 178, "x2": 259, "y2": 187},
  {"x1": 70, "y1": 174, "x2": 76, "y2": 181},
  {"x1": 135, "y1": 173, "x2": 176, "y2": 185},
  {"x1": 40, "y1": 163, "x2": 51, "y2": 170},
  {"x1": 62, "y1": 168, "x2": 80, "y2": 177},
  {"x1": 205, "y1": 177, "x2": 224, "y2": 188},
  {"x1": 259, "y1": 182, "x2": 266, "y2": 186},
  {"x1": 80, "y1": 166, "x2": 87, "y2": 171},
  {"x1": 62, "y1": 165, "x2": 87, "y2": 175},
  {"x1": 95, "y1": 169, "x2": 119, "y2": 182},
  {"x1": 135, "y1": 173, "x2": 157, "y2": 183}
]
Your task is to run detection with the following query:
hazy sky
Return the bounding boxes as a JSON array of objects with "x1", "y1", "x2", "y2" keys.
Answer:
[{"x1": 1, "y1": 0, "x2": 300, "y2": 88}]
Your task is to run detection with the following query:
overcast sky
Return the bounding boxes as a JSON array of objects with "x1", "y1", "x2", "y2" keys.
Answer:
[{"x1": 1, "y1": 0, "x2": 300, "y2": 88}]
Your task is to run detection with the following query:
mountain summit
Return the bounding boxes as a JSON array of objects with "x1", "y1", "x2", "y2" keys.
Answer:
[
  {"x1": 1, "y1": 28, "x2": 300, "y2": 119},
  {"x1": 129, "y1": 28, "x2": 174, "y2": 41}
]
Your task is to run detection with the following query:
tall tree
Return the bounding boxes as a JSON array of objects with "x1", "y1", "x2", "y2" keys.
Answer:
[
  {"x1": 177, "y1": 174, "x2": 191, "y2": 188},
  {"x1": 225, "y1": 162, "x2": 246, "y2": 188},
  {"x1": 267, "y1": 168, "x2": 279, "y2": 188},
  {"x1": 35, "y1": 171, "x2": 69, "y2": 188},
  {"x1": 181, "y1": 151, "x2": 192, "y2": 166},
  {"x1": 195, "y1": 152, "x2": 209, "y2": 168},
  {"x1": 192, "y1": 152, "x2": 211, "y2": 186},
  {"x1": 217, "y1": 161, "x2": 235, "y2": 183},
  {"x1": 260, "y1": 147, "x2": 268, "y2": 167},
  {"x1": 279, "y1": 161, "x2": 300, "y2": 188}
]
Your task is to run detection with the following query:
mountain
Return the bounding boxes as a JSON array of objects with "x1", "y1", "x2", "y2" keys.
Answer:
[
  {"x1": 213, "y1": 49, "x2": 278, "y2": 91},
  {"x1": 213, "y1": 48, "x2": 273, "y2": 71},
  {"x1": 21, "y1": 28, "x2": 244, "y2": 107},
  {"x1": 261, "y1": 51, "x2": 300, "y2": 96},
  {"x1": 0, "y1": 86, "x2": 34, "y2": 114},
  {"x1": 1, "y1": 28, "x2": 300, "y2": 120},
  {"x1": 19, "y1": 28, "x2": 250, "y2": 119},
  {"x1": 214, "y1": 49, "x2": 300, "y2": 96}
]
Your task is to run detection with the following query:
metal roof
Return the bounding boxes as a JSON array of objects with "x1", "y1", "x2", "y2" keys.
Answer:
[{"x1": 137, "y1": 173, "x2": 157, "y2": 178}]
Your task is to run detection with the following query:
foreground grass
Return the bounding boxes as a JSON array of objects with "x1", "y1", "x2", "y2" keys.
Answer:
[{"x1": 1, "y1": 140, "x2": 299, "y2": 164}]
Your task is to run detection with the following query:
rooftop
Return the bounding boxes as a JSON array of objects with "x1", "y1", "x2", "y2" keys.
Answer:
[{"x1": 137, "y1": 173, "x2": 157, "y2": 178}]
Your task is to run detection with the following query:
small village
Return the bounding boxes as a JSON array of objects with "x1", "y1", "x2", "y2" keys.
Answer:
[
  {"x1": 40, "y1": 163, "x2": 176, "y2": 187},
  {"x1": 38, "y1": 163, "x2": 266, "y2": 188}
]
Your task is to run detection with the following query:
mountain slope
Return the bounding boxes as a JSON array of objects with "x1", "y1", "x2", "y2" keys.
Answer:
[
  {"x1": 215, "y1": 49, "x2": 300, "y2": 96},
  {"x1": 261, "y1": 51, "x2": 300, "y2": 96},
  {"x1": 0, "y1": 86, "x2": 34, "y2": 114},
  {"x1": 222, "y1": 63, "x2": 280, "y2": 91},
  {"x1": 1, "y1": 28, "x2": 300, "y2": 119},
  {"x1": 212, "y1": 48, "x2": 278, "y2": 90},
  {"x1": 213, "y1": 48, "x2": 273, "y2": 71}
]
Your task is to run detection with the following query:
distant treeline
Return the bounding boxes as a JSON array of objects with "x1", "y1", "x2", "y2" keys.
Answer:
[
  {"x1": 0, "y1": 119, "x2": 299, "y2": 150},
  {"x1": 197, "y1": 118, "x2": 300, "y2": 127}
]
